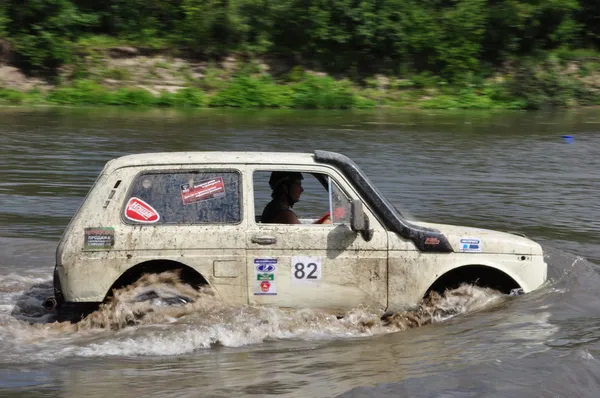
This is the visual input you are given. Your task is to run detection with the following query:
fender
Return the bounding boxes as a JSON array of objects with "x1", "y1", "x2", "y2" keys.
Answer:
[{"x1": 423, "y1": 260, "x2": 526, "y2": 296}]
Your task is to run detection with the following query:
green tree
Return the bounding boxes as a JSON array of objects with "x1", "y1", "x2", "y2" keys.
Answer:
[
  {"x1": 483, "y1": 0, "x2": 582, "y2": 63},
  {"x1": 5, "y1": 0, "x2": 98, "y2": 69},
  {"x1": 177, "y1": 0, "x2": 248, "y2": 55},
  {"x1": 436, "y1": 0, "x2": 487, "y2": 80},
  {"x1": 577, "y1": 0, "x2": 600, "y2": 48},
  {"x1": 100, "y1": 0, "x2": 183, "y2": 41},
  {"x1": 0, "y1": 0, "x2": 598, "y2": 84},
  {"x1": 0, "y1": 7, "x2": 7, "y2": 37}
]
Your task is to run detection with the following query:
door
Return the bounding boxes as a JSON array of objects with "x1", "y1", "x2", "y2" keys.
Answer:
[
  {"x1": 117, "y1": 167, "x2": 248, "y2": 305},
  {"x1": 245, "y1": 165, "x2": 388, "y2": 312}
]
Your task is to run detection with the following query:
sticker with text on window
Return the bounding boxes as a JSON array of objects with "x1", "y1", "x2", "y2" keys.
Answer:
[
  {"x1": 181, "y1": 177, "x2": 225, "y2": 205},
  {"x1": 291, "y1": 256, "x2": 322, "y2": 286}
]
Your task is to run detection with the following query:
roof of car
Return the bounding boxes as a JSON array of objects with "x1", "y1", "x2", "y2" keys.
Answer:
[{"x1": 103, "y1": 151, "x2": 319, "y2": 173}]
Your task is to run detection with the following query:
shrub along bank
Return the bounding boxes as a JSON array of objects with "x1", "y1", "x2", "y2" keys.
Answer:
[
  {"x1": 0, "y1": 74, "x2": 375, "y2": 109},
  {"x1": 1, "y1": 57, "x2": 599, "y2": 110}
]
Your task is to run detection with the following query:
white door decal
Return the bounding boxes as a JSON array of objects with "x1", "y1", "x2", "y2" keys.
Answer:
[
  {"x1": 291, "y1": 256, "x2": 322, "y2": 286},
  {"x1": 254, "y1": 258, "x2": 277, "y2": 295}
]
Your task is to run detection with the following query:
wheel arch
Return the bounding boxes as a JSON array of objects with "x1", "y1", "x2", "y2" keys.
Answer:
[
  {"x1": 424, "y1": 263, "x2": 523, "y2": 297},
  {"x1": 103, "y1": 259, "x2": 210, "y2": 301}
]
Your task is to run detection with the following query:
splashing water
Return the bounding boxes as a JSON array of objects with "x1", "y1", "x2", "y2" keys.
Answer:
[
  {"x1": 379, "y1": 285, "x2": 505, "y2": 330},
  {"x1": 1, "y1": 271, "x2": 509, "y2": 360},
  {"x1": 73, "y1": 272, "x2": 507, "y2": 334}
]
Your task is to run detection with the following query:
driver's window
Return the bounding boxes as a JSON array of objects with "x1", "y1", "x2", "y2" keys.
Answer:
[{"x1": 253, "y1": 170, "x2": 351, "y2": 225}]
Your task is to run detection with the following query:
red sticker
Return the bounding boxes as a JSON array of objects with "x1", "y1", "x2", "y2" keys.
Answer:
[
  {"x1": 260, "y1": 281, "x2": 271, "y2": 292},
  {"x1": 425, "y1": 237, "x2": 440, "y2": 245},
  {"x1": 125, "y1": 197, "x2": 160, "y2": 223},
  {"x1": 181, "y1": 177, "x2": 226, "y2": 205}
]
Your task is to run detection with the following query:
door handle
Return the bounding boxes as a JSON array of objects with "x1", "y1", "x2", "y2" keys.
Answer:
[{"x1": 251, "y1": 236, "x2": 277, "y2": 245}]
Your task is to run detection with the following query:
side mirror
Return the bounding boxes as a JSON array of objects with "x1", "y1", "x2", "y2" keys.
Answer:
[
  {"x1": 351, "y1": 200, "x2": 365, "y2": 231},
  {"x1": 351, "y1": 200, "x2": 374, "y2": 242}
]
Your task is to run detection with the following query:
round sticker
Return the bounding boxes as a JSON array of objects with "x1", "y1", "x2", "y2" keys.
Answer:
[{"x1": 260, "y1": 281, "x2": 271, "y2": 292}]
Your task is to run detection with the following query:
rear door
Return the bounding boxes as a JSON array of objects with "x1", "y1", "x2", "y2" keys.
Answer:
[
  {"x1": 245, "y1": 165, "x2": 388, "y2": 312},
  {"x1": 114, "y1": 166, "x2": 248, "y2": 304}
]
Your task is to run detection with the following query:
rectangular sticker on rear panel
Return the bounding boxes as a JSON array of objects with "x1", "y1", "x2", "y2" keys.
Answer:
[
  {"x1": 84, "y1": 227, "x2": 115, "y2": 250},
  {"x1": 181, "y1": 177, "x2": 226, "y2": 205}
]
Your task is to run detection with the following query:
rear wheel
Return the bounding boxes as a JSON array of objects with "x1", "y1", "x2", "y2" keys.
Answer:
[
  {"x1": 79, "y1": 270, "x2": 209, "y2": 328},
  {"x1": 105, "y1": 260, "x2": 208, "y2": 300},
  {"x1": 117, "y1": 270, "x2": 200, "y2": 307}
]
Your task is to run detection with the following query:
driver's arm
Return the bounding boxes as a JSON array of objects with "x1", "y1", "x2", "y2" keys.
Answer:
[{"x1": 274, "y1": 210, "x2": 301, "y2": 224}]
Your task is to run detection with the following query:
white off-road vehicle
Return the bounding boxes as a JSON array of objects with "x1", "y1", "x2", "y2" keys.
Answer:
[{"x1": 49, "y1": 151, "x2": 547, "y2": 319}]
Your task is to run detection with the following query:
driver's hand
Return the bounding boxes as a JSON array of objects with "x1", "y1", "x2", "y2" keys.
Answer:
[
  {"x1": 314, "y1": 207, "x2": 346, "y2": 224},
  {"x1": 314, "y1": 212, "x2": 331, "y2": 224}
]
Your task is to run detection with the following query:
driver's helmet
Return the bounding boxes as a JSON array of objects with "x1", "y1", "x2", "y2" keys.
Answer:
[{"x1": 269, "y1": 171, "x2": 303, "y2": 190}]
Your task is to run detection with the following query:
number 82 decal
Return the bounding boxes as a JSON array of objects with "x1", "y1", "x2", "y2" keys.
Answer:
[{"x1": 291, "y1": 256, "x2": 322, "y2": 285}]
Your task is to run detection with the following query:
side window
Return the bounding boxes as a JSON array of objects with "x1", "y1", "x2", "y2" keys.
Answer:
[
  {"x1": 124, "y1": 171, "x2": 242, "y2": 225},
  {"x1": 253, "y1": 170, "x2": 352, "y2": 226}
]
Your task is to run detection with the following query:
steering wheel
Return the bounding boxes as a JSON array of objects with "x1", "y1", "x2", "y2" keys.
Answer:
[{"x1": 314, "y1": 207, "x2": 346, "y2": 224}]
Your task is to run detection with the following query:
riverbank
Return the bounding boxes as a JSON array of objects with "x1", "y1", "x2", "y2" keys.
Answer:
[{"x1": 1, "y1": 49, "x2": 600, "y2": 110}]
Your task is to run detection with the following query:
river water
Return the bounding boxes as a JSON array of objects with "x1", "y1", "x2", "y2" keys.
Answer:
[{"x1": 1, "y1": 107, "x2": 600, "y2": 397}]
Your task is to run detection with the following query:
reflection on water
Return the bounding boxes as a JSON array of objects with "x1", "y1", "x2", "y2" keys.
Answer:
[{"x1": 1, "y1": 107, "x2": 600, "y2": 397}]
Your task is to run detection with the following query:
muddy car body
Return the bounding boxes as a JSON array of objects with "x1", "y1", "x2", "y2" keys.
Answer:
[{"x1": 51, "y1": 151, "x2": 548, "y2": 318}]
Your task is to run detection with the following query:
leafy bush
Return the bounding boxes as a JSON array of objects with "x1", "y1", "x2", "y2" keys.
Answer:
[
  {"x1": 0, "y1": 89, "x2": 26, "y2": 104},
  {"x1": 503, "y1": 57, "x2": 590, "y2": 109},
  {"x1": 173, "y1": 87, "x2": 206, "y2": 107},
  {"x1": 24, "y1": 89, "x2": 46, "y2": 105},
  {"x1": 46, "y1": 80, "x2": 159, "y2": 106},
  {"x1": 198, "y1": 63, "x2": 228, "y2": 91},
  {"x1": 354, "y1": 95, "x2": 377, "y2": 108},
  {"x1": 108, "y1": 88, "x2": 156, "y2": 106},
  {"x1": 209, "y1": 75, "x2": 293, "y2": 107},
  {"x1": 47, "y1": 80, "x2": 109, "y2": 104},
  {"x1": 410, "y1": 72, "x2": 442, "y2": 89},
  {"x1": 104, "y1": 68, "x2": 132, "y2": 81},
  {"x1": 286, "y1": 66, "x2": 306, "y2": 83},
  {"x1": 290, "y1": 75, "x2": 355, "y2": 109}
]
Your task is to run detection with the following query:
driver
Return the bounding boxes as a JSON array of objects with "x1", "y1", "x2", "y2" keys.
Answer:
[{"x1": 261, "y1": 171, "x2": 304, "y2": 224}]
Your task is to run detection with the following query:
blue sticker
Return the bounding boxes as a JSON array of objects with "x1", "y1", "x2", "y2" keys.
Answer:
[
  {"x1": 255, "y1": 258, "x2": 277, "y2": 272},
  {"x1": 459, "y1": 238, "x2": 482, "y2": 252}
]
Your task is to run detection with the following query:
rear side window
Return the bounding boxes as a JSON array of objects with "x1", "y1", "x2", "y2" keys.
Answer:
[{"x1": 123, "y1": 171, "x2": 242, "y2": 225}]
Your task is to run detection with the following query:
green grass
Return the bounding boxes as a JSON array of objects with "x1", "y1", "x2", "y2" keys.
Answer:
[
  {"x1": 103, "y1": 68, "x2": 132, "y2": 81},
  {"x1": 74, "y1": 34, "x2": 172, "y2": 51},
  {"x1": 75, "y1": 35, "x2": 123, "y2": 50},
  {"x1": 154, "y1": 61, "x2": 170, "y2": 69},
  {"x1": 2, "y1": 63, "x2": 600, "y2": 109}
]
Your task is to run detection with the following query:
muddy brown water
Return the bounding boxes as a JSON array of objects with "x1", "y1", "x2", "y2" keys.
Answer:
[{"x1": 1, "y1": 107, "x2": 600, "y2": 397}]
